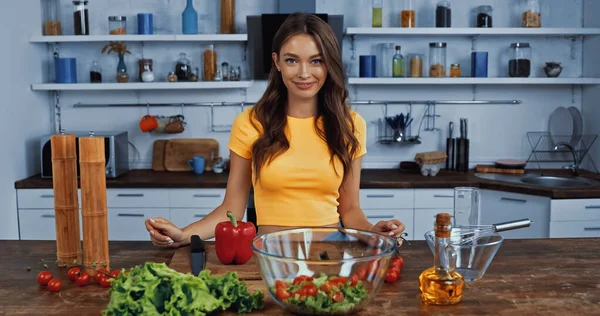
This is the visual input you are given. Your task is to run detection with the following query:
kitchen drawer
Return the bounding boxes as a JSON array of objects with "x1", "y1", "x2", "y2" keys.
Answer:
[
  {"x1": 414, "y1": 189, "x2": 454, "y2": 209},
  {"x1": 169, "y1": 189, "x2": 226, "y2": 208},
  {"x1": 551, "y1": 199, "x2": 600, "y2": 222},
  {"x1": 106, "y1": 189, "x2": 169, "y2": 208},
  {"x1": 19, "y1": 209, "x2": 83, "y2": 240},
  {"x1": 108, "y1": 208, "x2": 169, "y2": 241},
  {"x1": 360, "y1": 189, "x2": 413, "y2": 209},
  {"x1": 363, "y1": 209, "x2": 414, "y2": 240},
  {"x1": 17, "y1": 189, "x2": 81, "y2": 209},
  {"x1": 413, "y1": 208, "x2": 453, "y2": 241},
  {"x1": 550, "y1": 221, "x2": 600, "y2": 238}
]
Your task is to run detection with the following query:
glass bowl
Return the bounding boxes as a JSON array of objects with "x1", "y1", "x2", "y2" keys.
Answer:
[
  {"x1": 251, "y1": 227, "x2": 397, "y2": 315},
  {"x1": 424, "y1": 228, "x2": 503, "y2": 282}
]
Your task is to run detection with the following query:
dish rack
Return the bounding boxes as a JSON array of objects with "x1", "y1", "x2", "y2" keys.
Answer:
[
  {"x1": 526, "y1": 132, "x2": 598, "y2": 172},
  {"x1": 375, "y1": 118, "x2": 421, "y2": 145}
]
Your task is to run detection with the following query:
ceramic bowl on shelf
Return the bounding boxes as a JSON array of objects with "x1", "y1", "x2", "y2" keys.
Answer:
[{"x1": 543, "y1": 62, "x2": 563, "y2": 77}]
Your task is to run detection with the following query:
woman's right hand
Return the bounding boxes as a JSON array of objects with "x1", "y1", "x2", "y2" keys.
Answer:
[{"x1": 145, "y1": 217, "x2": 188, "y2": 248}]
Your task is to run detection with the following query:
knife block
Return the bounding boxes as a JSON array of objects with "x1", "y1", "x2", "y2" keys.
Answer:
[{"x1": 79, "y1": 136, "x2": 110, "y2": 275}]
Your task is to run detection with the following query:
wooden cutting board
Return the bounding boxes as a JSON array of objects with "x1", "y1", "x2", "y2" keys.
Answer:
[
  {"x1": 476, "y1": 164, "x2": 525, "y2": 174},
  {"x1": 164, "y1": 138, "x2": 219, "y2": 172},
  {"x1": 151, "y1": 140, "x2": 168, "y2": 171},
  {"x1": 169, "y1": 244, "x2": 262, "y2": 280}
]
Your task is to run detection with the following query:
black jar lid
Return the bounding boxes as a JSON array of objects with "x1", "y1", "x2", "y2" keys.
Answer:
[
  {"x1": 109, "y1": 16, "x2": 127, "y2": 21},
  {"x1": 511, "y1": 42, "x2": 531, "y2": 48},
  {"x1": 73, "y1": 1, "x2": 89, "y2": 4},
  {"x1": 430, "y1": 42, "x2": 447, "y2": 48}
]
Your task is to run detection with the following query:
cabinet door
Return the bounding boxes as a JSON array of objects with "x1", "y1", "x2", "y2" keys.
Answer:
[
  {"x1": 363, "y1": 209, "x2": 414, "y2": 240},
  {"x1": 413, "y1": 208, "x2": 454, "y2": 241},
  {"x1": 108, "y1": 208, "x2": 170, "y2": 241},
  {"x1": 360, "y1": 189, "x2": 414, "y2": 209},
  {"x1": 19, "y1": 209, "x2": 83, "y2": 240},
  {"x1": 170, "y1": 208, "x2": 246, "y2": 241},
  {"x1": 550, "y1": 221, "x2": 600, "y2": 238},
  {"x1": 480, "y1": 190, "x2": 550, "y2": 239}
]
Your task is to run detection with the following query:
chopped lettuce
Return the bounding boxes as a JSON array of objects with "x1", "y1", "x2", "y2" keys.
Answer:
[{"x1": 102, "y1": 262, "x2": 263, "y2": 316}]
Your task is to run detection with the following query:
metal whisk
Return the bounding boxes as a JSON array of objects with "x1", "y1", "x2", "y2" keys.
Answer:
[{"x1": 452, "y1": 219, "x2": 533, "y2": 245}]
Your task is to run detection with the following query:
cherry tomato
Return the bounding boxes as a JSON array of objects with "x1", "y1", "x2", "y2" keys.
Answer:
[
  {"x1": 110, "y1": 269, "x2": 121, "y2": 278},
  {"x1": 385, "y1": 270, "x2": 398, "y2": 283},
  {"x1": 67, "y1": 266, "x2": 81, "y2": 281},
  {"x1": 275, "y1": 288, "x2": 291, "y2": 301},
  {"x1": 349, "y1": 274, "x2": 359, "y2": 286},
  {"x1": 76, "y1": 271, "x2": 90, "y2": 287},
  {"x1": 389, "y1": 266, "x2": 401, "y2": 276},
  {"x1": 99, "y1": 275, "x2": 112, "y2": 288},
  {"x1": 48, "y1": 279, "x2": 62, "y2": 292},
  {"x1": 332, "y1": 291, "x2": 345, "y2": 303},
  {"x1": 328, "y1": 277, "x2": 347, "y2": 287},
  {"x1": 37, "y1": 270, "x2": 53, "y2": 286},
  {"x1": 94, "y1": 268, "x2": 109, "y2": 284},
  {"x1": 302, "y1": 283, "x2": 318, "y2": 297},
  {"x1": 292, "y1": 275, "x2": 313, "y2": 285},
  {"x1": 293, "y1": 288, "x2": 306, "y2": 300},
  {"x1": 356, "y1": 266, "x2": 368, "y2": 280},
  {"x1": 320, "y1": 283, "x2": 333, "y2": 293},
  {"x1": 391, "y1": 257, "x2": 404, "y2": 270},
  {"x1": 275, "y1": 280, "x2": 288, "y2": 290}
]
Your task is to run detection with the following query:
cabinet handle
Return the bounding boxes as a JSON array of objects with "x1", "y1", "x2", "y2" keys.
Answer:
[
  {"x1": 367, "y1": 215, "x2": 394, "y2": 219},
  {"x1": 585, "y1": 205, "x2": 600, "y2": 209},
  {"x1": 117, "y1": 213, "x2": 144, "y2": 217},
  {"x1": 41, "y1": 214, "x2": 55, "y2": 218},
  {"x1": 584, "y1": 227, "x2": 600, "y2": 231},
  {"x1": 433, "y1": 194, "x2": 454, "y2": 198},
  {"x1": 193, "y1": 194, "x2": 222, "y2": 198},
  {"x1": 366, "y1": 194, "x2": 395, "y2": 198},
  {"x1": 40, "y1": 195, "x2": 54, "y2": 198},
  {"x1": 194, "y1": 214, "x2": 209, "y2": 218},
  {"x1": 500, "y1": 197, "x2": 527, "y2": 203},
  {"x1": 117, "y1": 193, "x2": 144, "y2": 197}
]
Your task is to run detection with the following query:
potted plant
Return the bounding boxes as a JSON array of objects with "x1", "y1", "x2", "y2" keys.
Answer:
[{"x1": 102, "y1": 41, "x2": 131, "y2": 83}]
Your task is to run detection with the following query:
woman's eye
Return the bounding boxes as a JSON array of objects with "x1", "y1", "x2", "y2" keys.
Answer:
[
  {"x1": 312, "y1": 59, "x2": 322, "y2": 64},
  {"x1": 285, "y1": 58, "x2": 297, "y2": 64}
]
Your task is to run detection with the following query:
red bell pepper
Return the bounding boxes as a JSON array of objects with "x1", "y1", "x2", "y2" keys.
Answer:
[{"x1": 215, "y1": 211, "x2": 256, "y2": 265}]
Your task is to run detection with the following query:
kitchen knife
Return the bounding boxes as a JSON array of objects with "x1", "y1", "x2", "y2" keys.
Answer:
[
  {"x1": 446, "y1": 122, "x2": 453, "y2": 170},
  {"x1": 464, "y1": 118, "x2": 470, "y2": 172},
  {"x1": 190, "y1": 235, "x2": 206, "y2": 276}
]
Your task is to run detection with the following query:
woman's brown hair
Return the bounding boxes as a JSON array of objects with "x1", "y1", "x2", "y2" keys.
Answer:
[{"x1": 250, "y1": 12, "x2": 360, "y2": 183}]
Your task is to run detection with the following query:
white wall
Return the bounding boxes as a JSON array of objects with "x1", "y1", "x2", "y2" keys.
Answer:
[{"x1": 1, "y1": 0, "x2": 52, "y2": 239}]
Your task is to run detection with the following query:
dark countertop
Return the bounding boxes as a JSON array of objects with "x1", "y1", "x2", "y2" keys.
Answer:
[
  {"x1": 2, "y1": 239, "x2": 599, "y2": 315},
  {"x1": 14, "y1": 168, "x2": 600, "y2": 199}
]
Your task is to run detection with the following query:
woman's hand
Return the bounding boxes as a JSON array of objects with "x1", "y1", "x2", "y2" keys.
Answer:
[
  {"x1": 369, "y1": 219, "x2": 406, "y2": 246},
  {"x1": 145, "y1": 217, "x2": 188, "y2": 248}
]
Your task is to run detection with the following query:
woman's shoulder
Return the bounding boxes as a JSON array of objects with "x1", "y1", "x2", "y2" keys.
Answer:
[{"x1": 348, "y1": 109, "x2": 366, "y2": 130}]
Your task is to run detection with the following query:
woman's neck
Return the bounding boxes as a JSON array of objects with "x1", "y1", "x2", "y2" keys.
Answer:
[{"x1": 286, "y1": 95, "x2": 318, "y2": 118}]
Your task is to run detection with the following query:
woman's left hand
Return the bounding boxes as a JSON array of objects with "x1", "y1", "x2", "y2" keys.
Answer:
[{"x1": 370, "y1": 219, "x2": 406, "y2": 245}]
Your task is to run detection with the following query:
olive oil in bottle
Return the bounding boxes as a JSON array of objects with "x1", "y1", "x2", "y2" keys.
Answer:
[
  {"x1": 392, "y1": 46, "x2": 405, "y2": 77},
  {"x1": 418, "y1": 213, "x2": 465, "y2": 305}
]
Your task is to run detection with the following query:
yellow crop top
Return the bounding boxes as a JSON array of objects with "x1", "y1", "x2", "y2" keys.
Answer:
[{"x1": 228, "y1": 107, "x2": 367, "y2": 227}]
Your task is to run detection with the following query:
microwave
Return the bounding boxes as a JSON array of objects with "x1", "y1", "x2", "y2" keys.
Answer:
[{"x1": 40, "y1": 131, "x2": 129, "y2": 178}]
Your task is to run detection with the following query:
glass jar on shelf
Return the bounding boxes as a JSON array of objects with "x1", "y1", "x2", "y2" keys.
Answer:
[
  {"x1": 508, "y1": 42, "x2": 531, "y2": 77},
  {"x1": 429, "y1": 42, "x2": 447, "y2": 77},
  {"x1": 203, "y1": 45, "x2": 217, "y2": 80},
  {"x1": 376, "y1": 43, "x2": 394, "y2": 77},
  {"x1": 89, "y1": 60, "x2": 102, "y2": 83},
  {"x1": 109, "y1": 16, "x2": 127, "y2": 35},
  {"x1": 221, "y1": 62, "x2": 229, "y2": 80},
  {"x1": 450, "y1": 63, "x2": 461, "y2": 77},
  {"x1": 141, "y1": 64, "x2": 155, "y2": 82},
  {"x1": 73, "y1": 1, "x2": 89, "y2": 35},
  {"x1": 401, "y1": 0, "x2": 415, "y2": 28},
  {"x1": 168, "y1": 72, "x2": 178, "y2": 82},
  {"x1": 435, "y1": 0, "x2": 451, "y2": 28},
  {"x1": 175, "y1": 53, "x2": 191, "y2": 81},
  {"x1": 138, "y1": 59, "x2": 153, "y2": 82},
  {"x1": 522, "y1": 0, "x2": 540, "y2": 27},
  {"x1": 476, "y1": 5, "x2": 493, "y2": 28},
  {"x1": 372, "y1": 0, "x2": 383, "y2": 27},
  {"x1": 408, "y1": 53, "x2": 424, "y2": 78},
  {"x1": 44, "y1": 0, "x2": 62, "y2": 35}
]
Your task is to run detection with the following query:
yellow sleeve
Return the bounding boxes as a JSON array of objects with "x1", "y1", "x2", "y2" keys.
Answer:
[
  {"x1": 228, "y1": 107, "x2": 259, "y2": 159},
  {"x1": 352, "y1": 111, "x2": 367, "y2": 159}
]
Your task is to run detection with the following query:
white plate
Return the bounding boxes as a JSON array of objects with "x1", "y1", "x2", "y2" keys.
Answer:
[
  {"x1": 568, "y1": 106, "x2": 583, "y2": 147},
  {"x1": 548, "y1": 106, "x2": 573, "y2": 145}
]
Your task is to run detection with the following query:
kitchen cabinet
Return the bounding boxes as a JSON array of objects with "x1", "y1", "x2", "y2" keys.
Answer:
[
  {"x1": 413, "y1": 189, "x2": 454, "y2": 240},
  {"x1": 108, "y1": 208, "x2": 170, "y2": 241},
  {"x1": 363, "y1": 208, "x2": 414, "y2": 240},
  {"x1": 549, "y1": 199, "x2": 600, "y2": 238},
  {"x1": 360, "y1": 189, "x2": 414, "y2": 239},
  {"x1": 480, "y1": 189, "x2": 550, "y2": 239}
]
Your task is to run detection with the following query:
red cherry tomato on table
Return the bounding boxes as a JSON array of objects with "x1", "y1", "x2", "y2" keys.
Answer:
[
  {"x1": 391, "y1": 257, "x2": 404, "y2": 270},
  {"x1": 385, "y1": 270, "x2": 398, "y2": 283},
  {"x1": 110, "y1": 269, "x2": 121, "y2": 278},
  {"x1": 48, "y1": 279, "x2": 62, "y2": 292},
  {"x1": 67, "y1": 267, "x2": 81, "y2": 281},
  {"x1": 275, "y1": 287, "x2": 291, "y2": 301},
  {"x1": 37, "y1": 271, "x2": 53, "y2": 286},
  {"x1": 99, "y1": 275, "x2": 112, "y2": 288},
  {"x1": 94, "y1": 268, "x2": 109, "y2": 284},
  {"x1": 332, "y1": 291, "x2": 345, "y2": 302},
  {"x1": 76, "y1": 271, "x2": 90, "y2": 287}
]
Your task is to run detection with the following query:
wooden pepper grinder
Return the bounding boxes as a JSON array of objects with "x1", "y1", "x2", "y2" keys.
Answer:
[
  {"x1": 79, "y1": 133, "x2": 110, "y2": 275},
  {"x1": 50, "y1": 134, "x2": 82, "y2": 267}
]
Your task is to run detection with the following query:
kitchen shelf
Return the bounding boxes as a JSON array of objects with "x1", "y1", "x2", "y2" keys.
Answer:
[
  {"x1": 29, "y1": 34, "x2": 248, "y2": 43},
  {"x1": 346, "y1": 27, "x2": 600, "y2": 36},
  {"x1": 347, "y1": 77, "x2": 600, "y2": 85},
  {"x1": 31, "y1": 81, "x2": 254, "y2": 91}
]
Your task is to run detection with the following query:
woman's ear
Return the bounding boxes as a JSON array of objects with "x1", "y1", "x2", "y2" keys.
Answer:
[{"x1": 272, "y1": 52, "x2": 280, "y2": 71}]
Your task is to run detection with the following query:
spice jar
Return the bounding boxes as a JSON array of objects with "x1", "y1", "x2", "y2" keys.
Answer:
[
  {"x1": 476, "y1": 5, "x2": 493, "y2": 28},
  {"x1": 222, "y1": 62, "x2": 229, "y2": 80},
  {"x1": 522, "y1": 0, "x2": 541, "y2": 27},
  {"x1": 203, "y1": 45, "x2": 217, "y2": 81},
  {"x1": 435, "y1": 0, "x2": 451, "y2": 28},
  {"x1": 44, "y1": 0, "x2": 62, "y2": 35},
  {"x1": 190, "y1": 67, "x2": 200, "y2": 82},
  {"x1": 89, "y1": 61, "x2": 102, "y2": 83},
  {"x1": 429, "y1": 42, "x2": 447, "y2": 77},
  {"x1": 408, "y1": 54, "x2": 424, "y2": 78},
  {"x1": 141, "y1": 64, "x2": 155, "y2": 82},
  {"x1": 167, "y1": 72, "x2": 178, "y2": 82},
  {"x1": 138, "y1": 59, "x2": 153, "y2": 82},
  {"x1": 372, "y1": 0, "x2": 383, "y2": 27},
  {"x1": 508, "y1": 42, "x2": 531, "y2": 77},
  {"x1": 450, "y1": 64, "x2": 461, "y2": 77},
  {"x1": 401, "y1": 0, "x2": 415, "y2": 28},
  {"x1": 109, "y1": 16, "x2": 127, "y2": 35},
  {"x1": 175, "y1": 53, "x2": 191, "y2": 81},
  {"x1": 73, "y1": 1, "x2": 89, "y2": 35}
]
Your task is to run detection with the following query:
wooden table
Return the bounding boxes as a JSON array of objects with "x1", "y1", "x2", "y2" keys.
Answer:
[{"x1": 1, "y1": 239, "x2": 599, "y2": 315}]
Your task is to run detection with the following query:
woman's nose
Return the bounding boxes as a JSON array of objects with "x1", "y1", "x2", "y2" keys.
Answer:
[{"x1": 297, "y1": 63, "x2": 310, "y2": 79}]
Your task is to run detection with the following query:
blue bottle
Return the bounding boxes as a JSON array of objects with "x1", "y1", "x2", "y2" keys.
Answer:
[{"x1": 182, "y1": 0, "x2": 198, "y2": 34}]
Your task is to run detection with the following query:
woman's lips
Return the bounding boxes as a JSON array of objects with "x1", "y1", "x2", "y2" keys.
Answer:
[{"x1": 294, "y1": 82, "x2": 315, "y2": 90}]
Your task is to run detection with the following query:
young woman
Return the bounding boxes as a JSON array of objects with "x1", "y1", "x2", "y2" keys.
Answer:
[{"x1": 145, "y1": 13, "x2": 406, "y2": 247}]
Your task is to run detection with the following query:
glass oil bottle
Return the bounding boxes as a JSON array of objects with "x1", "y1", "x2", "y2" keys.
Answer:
[{"x1": 418, "y1": 213, "x2": 465, "y2": 305}]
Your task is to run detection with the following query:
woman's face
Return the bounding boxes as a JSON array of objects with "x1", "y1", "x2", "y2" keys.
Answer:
[{"x1": 272, "y1": 34, "x2": 327, "y2": 101}]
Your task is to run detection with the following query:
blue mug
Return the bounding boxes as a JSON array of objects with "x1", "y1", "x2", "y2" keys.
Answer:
[
  {"x1": 188, "y1": 156, "x2": 205, "y2": 174},
  {"x1": 471, "y1": 52, "x2": 488, "y2": 78},
  {"x1": 137, "y1": 13, "x2": 153, "y2": 34},
  {"x1": 359, "y1": 55, "x2": 377, "y2": 78},
  {"x1": 55, "y1": 58, "x2": 77, "y2": 83}
]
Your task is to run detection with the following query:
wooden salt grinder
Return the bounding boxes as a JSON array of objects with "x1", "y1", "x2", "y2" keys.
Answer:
[
  {"x1": 79, "y1": 135, "x2": 110, "y2": 275},
  {"x1": 51, "y1": 134, "x2": 82, "y2": 267}
]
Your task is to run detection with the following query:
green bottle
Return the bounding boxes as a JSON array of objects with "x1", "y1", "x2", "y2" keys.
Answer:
[{"x1": 393, "y1": 45, "x2": 405, "y2": 77}]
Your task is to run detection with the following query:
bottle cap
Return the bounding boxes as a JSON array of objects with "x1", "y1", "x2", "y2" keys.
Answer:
[{"x1": 436, "y1": 213, "x2": 451, "y2": 225}]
